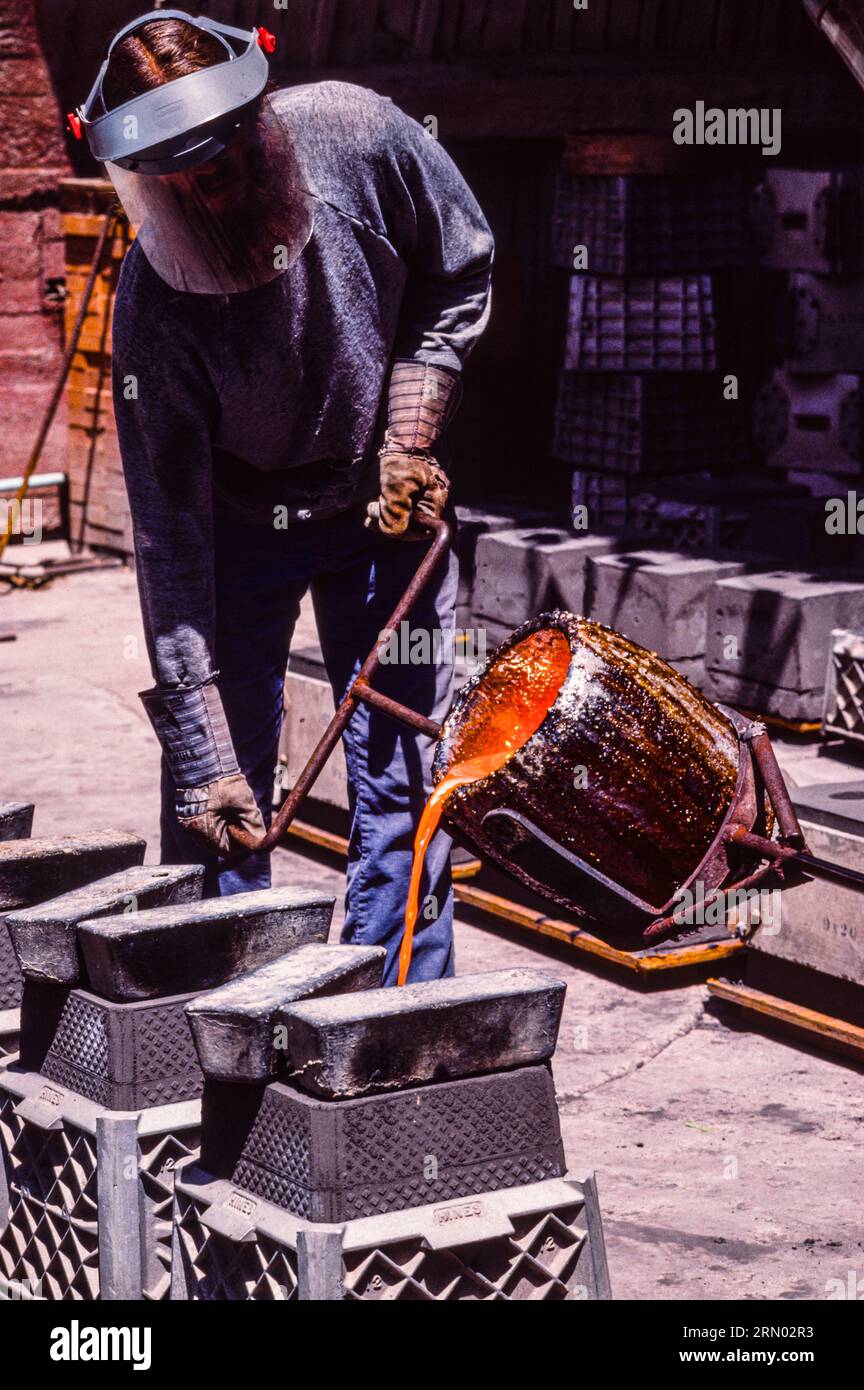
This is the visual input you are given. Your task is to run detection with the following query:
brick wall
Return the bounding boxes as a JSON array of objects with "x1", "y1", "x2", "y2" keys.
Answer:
[{"x1": 0, "y1": 0, "x2": 70, "y2": 482}]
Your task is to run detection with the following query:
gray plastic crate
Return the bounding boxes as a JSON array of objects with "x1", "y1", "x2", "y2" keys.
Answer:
[
  {"x1": 171, "y1": 1165, "x2": 611, "y2": 1301},
  {"x1": 570, "y1": 470, "x2": 630, "y2": 531},
  {"x1": 553, "y1": 174, "x2": 747, "y2": 274},
  {"x1": 563, "y1": 275, "x2": 719, "y2": 372},
  {"x1": 0, "y1": 1011, "x2": 17, "y2": 1061},
  {"x1": 0, "y1": 1065, "x2": 199, "y2": 1300},
  {"x1": 823, "y1": 628, "x2": 864, "y2": 745},
  {"x1": 554, "y1": 372, "x2": 749, "y2": 474},
  {"x1": 750, "y1": 169, "x2": 864, "y2": 275}
]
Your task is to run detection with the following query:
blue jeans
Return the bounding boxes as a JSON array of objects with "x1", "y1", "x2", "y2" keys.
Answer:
[{"x1": 160, "y1": 503, "x2": 458, "y2": 984}]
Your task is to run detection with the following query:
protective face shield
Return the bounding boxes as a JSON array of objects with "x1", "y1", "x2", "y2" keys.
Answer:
[{"x1": 74, "y1": 10, "x2": 313, "y2": 294}]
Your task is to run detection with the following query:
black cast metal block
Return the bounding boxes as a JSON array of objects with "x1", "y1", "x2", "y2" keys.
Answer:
[{"x1": 200, "y1": 1063, "x2": 565, "y2": 1223}]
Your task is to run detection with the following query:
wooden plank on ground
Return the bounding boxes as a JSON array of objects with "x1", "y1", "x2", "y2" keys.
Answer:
[
  {"x1": 708, "y1": 977, "x2": 864, "y2": 1060},
  {"x1": 452, "y1": 882, "x2": 743, "y2": 974}
]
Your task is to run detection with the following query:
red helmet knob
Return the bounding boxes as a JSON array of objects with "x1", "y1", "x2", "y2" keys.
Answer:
[
  {"x1": 66, "y1": 111, "x2": 83, "y2": 140},
  {"x1": 257, "y1": 27, "x2": 277, "y2": 54}
]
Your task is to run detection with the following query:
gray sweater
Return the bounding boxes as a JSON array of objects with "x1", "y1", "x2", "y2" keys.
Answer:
[{"x1": 112, "y1": 80, "x2": 494, "y2": 690}]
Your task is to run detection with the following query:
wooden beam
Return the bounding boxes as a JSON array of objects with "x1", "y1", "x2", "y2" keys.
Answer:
[
  {"x1": 274, "y1": 54, "x2": 864, "y2": 140},
  {"x1": 453, "y1": 881, "x2": 744, "y2": 974},
  {"x1": 708, "y1": 976, "x2": 864, "y2": 1060}
]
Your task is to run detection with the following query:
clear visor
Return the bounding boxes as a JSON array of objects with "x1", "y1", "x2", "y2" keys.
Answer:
[{"x1": 106, "y1": 98, "x2": 313, "y2": 295}]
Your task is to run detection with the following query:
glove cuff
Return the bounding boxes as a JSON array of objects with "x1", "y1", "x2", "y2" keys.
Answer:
[
  {"x1": 386, "y1": 359, "x2": 462, "y2": 452},
  {"x1": 139, "y1": 674, "x2": 239, "y2": 789}
]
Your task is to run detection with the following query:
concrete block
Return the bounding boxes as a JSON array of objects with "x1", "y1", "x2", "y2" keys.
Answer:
[
  {"x1": 782, "y1": 273, "x2": 864, "y2": 371},
  {"x1": 0, "y1": 802, "x2": 33, "y2": 841},
  {"x1": 280, "y1": 669, "x2": 349, "y2": 812},
  {"x1": 187, "y1": 944, "x2": 386, "y2": 1082},
  {"x1": 668, "y1": 656, "x2": 711, "y2": 692},
  {"x1": 473, "y1": 527, "x2": 618, "y2": 625},
  {"x1": 589, "y1": 550, "x2": 744, "y2": 659},
  {"x1": 753, "y1": 371, "x2": 861, "y2": 473},
  {"x1": 0, "y1": 830, "x2": 146, "y2": 912},
  {"x1": 706, "y1": 669, "x2": 823, "y2": 722},
  {"x1": 7, "y1": 863, "x2": 203, "y2": 986},
  {"x1": 279, "y1": 967, "x2": 566, "y2": 1099},
  {"x1": 78, "y1": 887, "x2": 335, "y2": 1003},
  {"x1": 791, "y1": 781, "x2": 864, "y2": 838},
  {"x1": 752, "y1": 817, "x2": 864, "y2": 987},
  {"x1": 706, "y1": 571, "x2": 864, "y2": 693},
  {"x1": 751, "y1": 169, "x2": 864, "y2": 275},
  {"x1": 454, "y1": 505, "x2": 530, "y2": 613}
]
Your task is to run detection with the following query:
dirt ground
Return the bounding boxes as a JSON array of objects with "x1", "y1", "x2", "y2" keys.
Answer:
[{"x1": 1, "y1": 555, "x2": 862, "y2": 1302}]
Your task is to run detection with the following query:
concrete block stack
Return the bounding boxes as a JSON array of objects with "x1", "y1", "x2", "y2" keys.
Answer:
[
  {"x1": 751, "y1": 168, "x2": 864, "y2": 566},
  {"x1": 173, "y1": 966, "x2": 612, "y2": 1301},
  {"x1": 705, "y1": 571, "x2": 864, "y2": 722},
  {"x1": 470, "y1": 527, "x2": 629, "y2": 647},
  {"x1": 587, "y1": 550, "x2": 745, "y2": 685},
  {"x1": 0, "y1": 881, "x2": 335, "y2": 1300},
  {"x1": 551, "y1": 171, "x2": 753, "y2": 536}
]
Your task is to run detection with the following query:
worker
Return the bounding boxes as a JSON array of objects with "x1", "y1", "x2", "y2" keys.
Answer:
[{"x1": 74, "y1": 10, "x2": 494, "y2": 984}]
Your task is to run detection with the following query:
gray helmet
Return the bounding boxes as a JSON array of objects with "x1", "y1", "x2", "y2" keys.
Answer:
[{"x1": 73, "y1": 9, "x2": 275, "y2": 174}]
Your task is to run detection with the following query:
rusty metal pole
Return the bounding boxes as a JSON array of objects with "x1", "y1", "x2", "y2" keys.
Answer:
[
  {"x1": 743, "y1": 722, "x2": 805, "y2": 847},
  {"x1": 227, "y1": 516, "x2": 451, "y2": 855}
]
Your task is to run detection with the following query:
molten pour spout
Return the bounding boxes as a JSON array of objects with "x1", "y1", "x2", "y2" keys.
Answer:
[
  {"x1": 398, "y1": 632, "x2": 571, "y2": 985},
  {"x1": 398, "y1": 754, "x2": 507, "y2": 986}
]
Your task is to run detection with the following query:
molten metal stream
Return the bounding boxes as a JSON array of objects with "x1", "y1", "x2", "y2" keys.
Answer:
[{"x1": 397, "y1": 633, "x2": 570, "y2": 985}]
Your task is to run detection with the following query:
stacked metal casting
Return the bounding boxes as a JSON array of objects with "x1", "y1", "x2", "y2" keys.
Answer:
[
  {"x1": 0, "y1": 812, "x2": 611, "y2": 1301},
  {"x1": 173, "y1": 964, "x2": 611, "y2": 1301},
  {"x1": 0, "y1": 822, "x2": 334, "y2": 1300}
]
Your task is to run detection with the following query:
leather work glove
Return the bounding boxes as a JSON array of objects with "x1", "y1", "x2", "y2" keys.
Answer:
[
  {"x1": 175, "y1": 772, "x2": 267, "y2": 856},
  {"x1": 365, "y1": 448, "x2": 450, "y2": 537},
  {"x1": 365, "y1": 358, "x2": 459, "y2": 538},
  {"x1": 139, "y1": 674, "x2": 266, "y2": 857}
]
